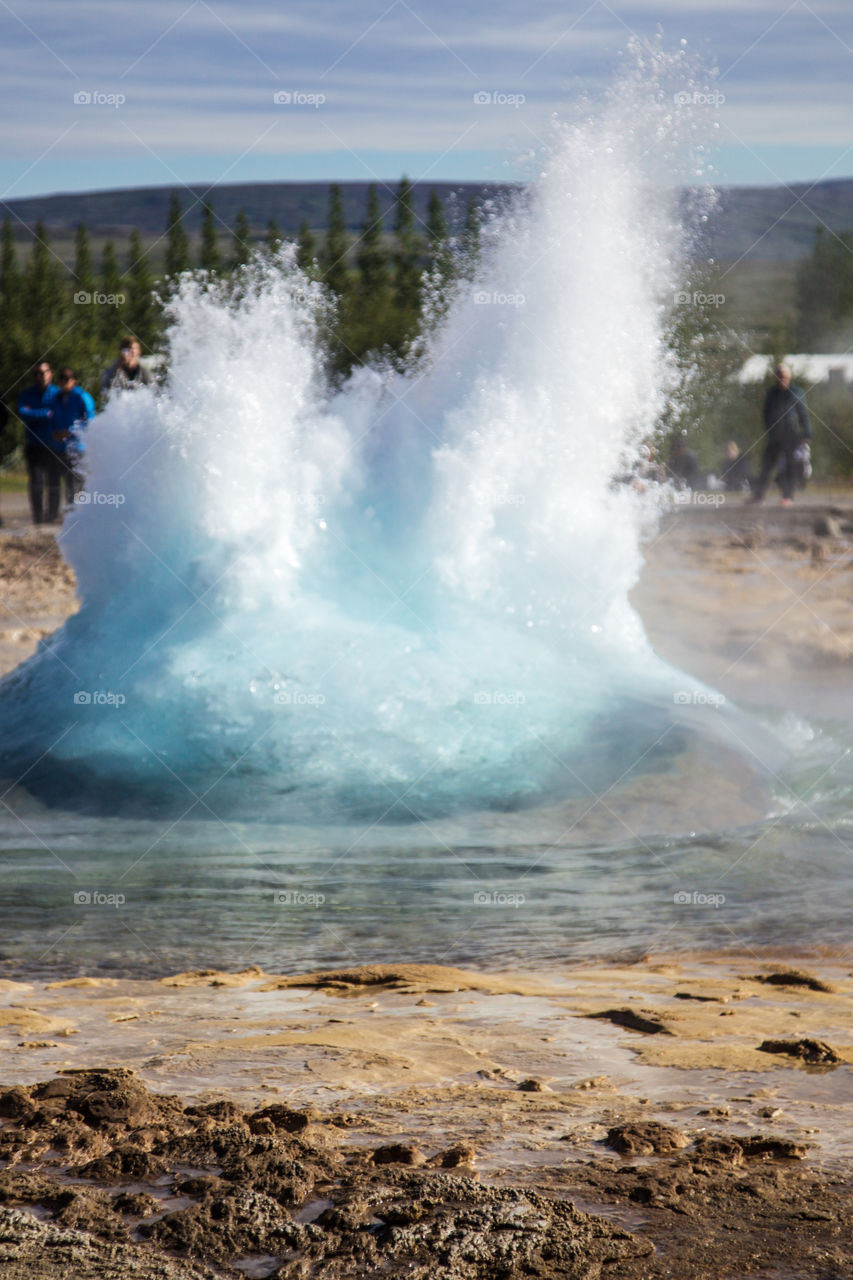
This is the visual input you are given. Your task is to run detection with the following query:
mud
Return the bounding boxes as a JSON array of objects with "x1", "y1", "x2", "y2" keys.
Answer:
[{"x1": 0, "y1": 1066, "x2": 850, "y2": 1278}]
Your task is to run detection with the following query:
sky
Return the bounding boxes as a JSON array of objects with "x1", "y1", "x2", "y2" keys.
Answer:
[{"x1": 1, "y1": 0, "x2": 851, "y2": 200}]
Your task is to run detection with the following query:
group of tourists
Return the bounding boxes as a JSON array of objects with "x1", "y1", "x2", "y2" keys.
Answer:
[
  {"x1": 656, "y1": 362, "x2": 812, "y2": 503},
  {"x1": 11, "y1": 348, "x2": 815, "y2": 527},
  {"x1": 16, "y1": 338, "x2": 152, "y2": 525}
]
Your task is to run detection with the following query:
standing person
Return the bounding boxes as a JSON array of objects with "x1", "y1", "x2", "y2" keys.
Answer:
[
  {"x1": 17, "y1": 359, "x2": 62, "y2": 524},
  {"x1": 751, "y1": 363, "x2": 811, "y2": 506},
  {"x1": 52, "y1": 367, "x2": 95, "y2": 506},
  {"x1": 101, "y1": 336, "x2": 153, "y2": 394}
]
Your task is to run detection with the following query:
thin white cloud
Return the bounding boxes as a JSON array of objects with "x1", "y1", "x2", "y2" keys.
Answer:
[{"x1": 1, "y1": 0, "x2": 851, "y2": 192}]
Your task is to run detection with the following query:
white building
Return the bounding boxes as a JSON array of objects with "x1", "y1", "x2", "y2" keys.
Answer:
[{"x1": 738, "y1": 354, "x2": 853, "y2": 389}]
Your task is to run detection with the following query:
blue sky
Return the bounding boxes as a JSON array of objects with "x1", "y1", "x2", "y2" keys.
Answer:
[{"x1": 1, "y1": 0, "x2": 851, "y2": 198}]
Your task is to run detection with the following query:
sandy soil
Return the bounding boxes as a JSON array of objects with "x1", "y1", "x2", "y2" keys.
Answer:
[
  {"x1": 1, "y1": 493, "x2": 852, "y2": 1276},
  {"x1": 631, "y1": 492, "x2": 853, "y2": 721}
]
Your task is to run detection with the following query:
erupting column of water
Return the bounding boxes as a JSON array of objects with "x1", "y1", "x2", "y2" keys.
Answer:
[{"x1": 1, "y1": 46, "x2": 724, "y2": 820}]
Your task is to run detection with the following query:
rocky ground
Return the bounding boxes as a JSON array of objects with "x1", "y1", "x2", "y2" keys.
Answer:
[{"x1": 0, "y1": 958, "x2": 851, "y2": 1278}]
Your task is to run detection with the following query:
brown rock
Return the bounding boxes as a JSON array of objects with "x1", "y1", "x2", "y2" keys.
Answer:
[
  {"x1": 372, "y1": 1143, "x2": 426, "y2": 1166},
  {"x1": 605, "y1": 1122, "x2": 690, "y2": 1155},
  {"x1": 588, "y1": 1008, "x2": 674, "y2": 1035},
  {"x1": 757, "y1": 1038, "x2": 840, "y2": 1064},
  {"x1": 246, "y1": 1103, "x2": 313, "y2": 1134},
  {"x1": 0, "y1": 1087, "x2": 36, "y2": 1121},
  {"x1": 754, "y1": 968, "x2": 834, "y2": 993}
]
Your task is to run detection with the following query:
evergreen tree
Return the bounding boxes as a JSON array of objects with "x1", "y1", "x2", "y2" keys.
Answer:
[
  {"x1": 0, "y1": 220, "x2": 25, "y2": 442},
  {"x1": 426, "y1": 188, "x2": 452, "y2": 292},
  {"x1": 164, "y1": 191, "x2": 190, "y2": 281},
  {"x1": 71, "y1": 223, "x2": 99, "y2": 355},
  {"x1": 460, "y1": 197, "x2": 481, "y2": 276},
  {"x1": 795, "y1": 225, "x2": 853, "y2": 351},
  {"x1": 199, "y1": 199, "x2": 221, "y2": 273},
  {"x1": 296, "y1": 220, "x2": 316, "y2": 273},
  {"x1": 98, "y1": 239, "x2": 126, "y2": 347},
  {"x1": 72, "y1": 223, "x2": 95, "y2": 296},
  {"x1": 23, "y1": 220, "x2": 65, "y2": 355},
  {"x1": 321, "y1": 184, "x2": 349, "y2": 295},
  {"x1": 231, "y1": 209, "x2": 252, "y2": 270},
  {"x1": 392, "y1": 175, "x2": 421, "y2": 314},
  {"x1": 125, "y1": 229, "x2": 160, "y2": 350},
  {"x1": 356, "y1": 184, "x2": 388, "y2": 294},
  {"x1": 0, "y1": 219, "x2": 19, "y2": 306},
  {"x1": 265, "y1": 218, "x2": 282, "y2": 255}
]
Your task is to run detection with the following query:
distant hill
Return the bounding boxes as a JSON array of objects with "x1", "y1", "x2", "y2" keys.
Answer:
[
  {"x1": 2, "y1": 176, "x2": 851, "y2": 263},
  {"x1": 701, "y1": 179, "x2": 853, "y2": 262},
  {"x1": 0, "y1": 181, "x2": 513, "y2": 241}
]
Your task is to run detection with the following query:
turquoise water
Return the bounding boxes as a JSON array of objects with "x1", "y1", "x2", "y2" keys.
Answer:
[{"x1": 3, "y1": 48, "x2": 850, "y2": 977}]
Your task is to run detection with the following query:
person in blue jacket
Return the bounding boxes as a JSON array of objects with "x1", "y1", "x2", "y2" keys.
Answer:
[
  {"x1": 52, "y1": 367, "x2": 96, "y2": 505},
  {"x1": 17, "y1": 359, "x2": 62, "y2": 523}
]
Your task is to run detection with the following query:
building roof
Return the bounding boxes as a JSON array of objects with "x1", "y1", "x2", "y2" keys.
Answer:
[{"x1": 738, "y1": 354, "x2": 853, "y2": 385}]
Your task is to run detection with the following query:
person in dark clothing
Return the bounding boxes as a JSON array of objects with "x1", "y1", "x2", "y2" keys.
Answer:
[
  {"x1": 53, "y1": 367, "x2": 96, "y2": 505},
  {"x1": 667, "y1": 436, "x2": 700, "y2": 490},
  {"x1": 101, "y1": 337, "x2": 153, "y2": 395},
  {"x1": 751, "y1": 364, "x2": 811, "y2": 505},
  {"x1": 718, "y1": 440, "x2": 751, "y2": 491},
  {"x1": 17, "y1": 360, "x2": 63, "y2": 523}
]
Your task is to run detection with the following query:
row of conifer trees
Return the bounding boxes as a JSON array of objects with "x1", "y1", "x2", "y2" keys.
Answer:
[{"x1": 0, "y1": 178, "x2": 482, "y2": 451}]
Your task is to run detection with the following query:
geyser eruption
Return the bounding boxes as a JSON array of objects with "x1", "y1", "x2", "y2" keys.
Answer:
[{"x1": 2, "y1": 46, "x2": 728, "y2": 821}]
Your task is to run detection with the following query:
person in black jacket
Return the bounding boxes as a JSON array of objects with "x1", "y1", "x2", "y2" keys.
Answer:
[{"x1": 751, "y1": 363, "x2": 811, "y2": 505}]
